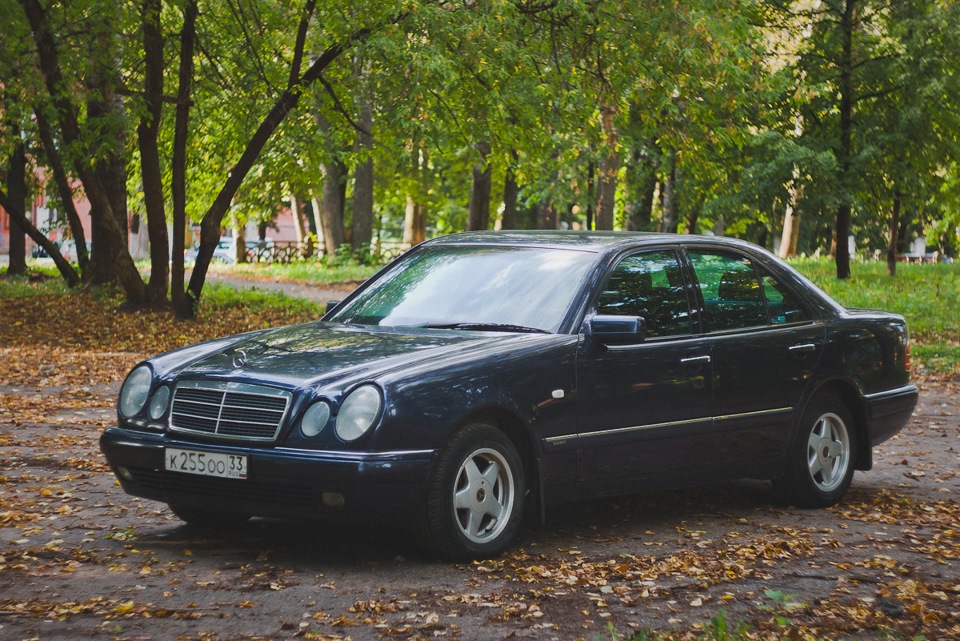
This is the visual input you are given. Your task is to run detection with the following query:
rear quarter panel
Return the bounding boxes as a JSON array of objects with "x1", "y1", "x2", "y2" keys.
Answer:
[{"x1": 813, "y1": 310, "x2": 916, "y2": 454}]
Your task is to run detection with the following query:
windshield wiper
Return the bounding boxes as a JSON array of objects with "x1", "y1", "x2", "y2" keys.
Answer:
[{"x1": 421, "y1": 322, "x2": 549, "y2": 334}]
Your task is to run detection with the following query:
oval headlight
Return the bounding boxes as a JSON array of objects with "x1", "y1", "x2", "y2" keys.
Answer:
[
  {"x1": 335, "y1": 385, "x2": 382, "y2": 442},
  {"x1": 119, "y1": 365, "x2": 153, "y2": 418},
  {"x1": 148, "y1": 386, "x2": 171, "y2": 420},
  {"x1": 301, "y1": 401, "x2": 331, "y2": 437}
]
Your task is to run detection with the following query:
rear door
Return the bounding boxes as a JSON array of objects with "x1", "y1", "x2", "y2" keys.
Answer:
[{"x1": 686, "y1": 249, "x2": 824, "y2": 471}]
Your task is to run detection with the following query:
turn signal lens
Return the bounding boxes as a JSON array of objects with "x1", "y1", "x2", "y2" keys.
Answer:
[
  {"x1": 301, "y1": 401, "x2": 332, "y2": 437},
  {"x1": 148, "y1": 386, "x2": 171, "y2": 420}
]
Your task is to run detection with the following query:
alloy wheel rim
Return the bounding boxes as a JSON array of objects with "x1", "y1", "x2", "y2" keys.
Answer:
[
  {"x1": 806, "y1": 412, "x2": 850, "y2": 492},
  {"x1": 452, "y1": 448, "x2": 514, "y2": 544}
]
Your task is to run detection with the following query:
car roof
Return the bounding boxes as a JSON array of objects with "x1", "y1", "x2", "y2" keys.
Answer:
[{"x1": 425, "y1": 230, "x2": 761, "y2": 254}]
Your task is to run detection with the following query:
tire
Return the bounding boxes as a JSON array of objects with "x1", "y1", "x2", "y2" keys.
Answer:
[
  {"x1": 776, "y1": 394, "x2": 857, "y2": 508},
  {"x1": 418, "y1": 423, "x2": 525, "y2": 561},
  {"x1": 168, "y1": 503, "x2": 250, "y2": 529}
]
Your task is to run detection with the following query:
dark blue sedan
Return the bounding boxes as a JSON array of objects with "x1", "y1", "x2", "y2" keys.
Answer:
[{"x1": 101, "y1": 232, "x2": 918, "y2": 559}]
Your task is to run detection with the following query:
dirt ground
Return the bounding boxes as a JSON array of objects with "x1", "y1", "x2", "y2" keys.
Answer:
[{"x1": 0, "y1": 359, "x2": 957, "y2": 641}]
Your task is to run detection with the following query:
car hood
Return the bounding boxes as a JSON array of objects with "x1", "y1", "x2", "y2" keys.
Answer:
[{"x1": 168, "y1": 322, "x2": 520, "y2": 390}]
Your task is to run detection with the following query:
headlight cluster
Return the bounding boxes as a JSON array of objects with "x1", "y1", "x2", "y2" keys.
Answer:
[
  {"x1": 118, "y1": 365, "x2": 171, "y2": 424},
  {"x1": 119, "y1": 366, "x2": 153, "y2": 417},
  {"x1": 299, "y1": 384, "x2": 383, "y2": 442}
]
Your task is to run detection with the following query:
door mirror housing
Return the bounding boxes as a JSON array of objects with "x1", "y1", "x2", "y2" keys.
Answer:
[{"x1": 586, "y1": 315, "x2": 647, "y2": 345}]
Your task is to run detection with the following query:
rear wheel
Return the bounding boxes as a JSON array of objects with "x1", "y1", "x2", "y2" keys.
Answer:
[
  {"x1": 168, "y1": 503, "x2": 250, "y2": 529},
  {"x1": 776, "y1": 394, "x2": 857, "y2": 508},
  {"x1": 419, "y1": 423, "x2": 525, "y2": 561}
]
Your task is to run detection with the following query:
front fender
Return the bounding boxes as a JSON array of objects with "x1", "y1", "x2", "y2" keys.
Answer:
[{"x1": 373, "y1": 335, "x2": 579, "y2": 456}]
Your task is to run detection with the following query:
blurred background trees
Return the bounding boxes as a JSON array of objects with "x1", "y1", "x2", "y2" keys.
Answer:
[{"x1": 1, "y1": 0, "x2": 958, "y2": 314}]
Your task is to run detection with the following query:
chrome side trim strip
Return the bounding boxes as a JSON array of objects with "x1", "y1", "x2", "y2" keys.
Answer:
[
  {"x1": 863, "y1": 384, "x2": 919, "y2": 401},
  {"x1": 577, "y1": 416, "x2": 710, "y2": 439},
  {"x1": 545, "y1": 416, "x2": 706, "y2": 444},
  {"x1": 544, "y1": 406, "x2": 794, "y2": 445},
  {"x1": 714, "y1": 407, "x2": 793, "y2": 422}
]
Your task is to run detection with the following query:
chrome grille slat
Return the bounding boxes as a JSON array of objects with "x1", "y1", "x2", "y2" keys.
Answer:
[{"x1": 169, "y1": 381, "x2": 291, "y2": 442}]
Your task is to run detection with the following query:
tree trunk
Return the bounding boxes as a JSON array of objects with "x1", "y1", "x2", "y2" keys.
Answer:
[
  {"x1": 139, "y1": 0, "x2": 168, "y2": 305},
  {"x1": 18, "y1": 0, "x2": 145, "y2": 303},
  {"x1": 585, "y1": 162, "x2": 595, "y2": 230},
  {"x1": 834, "y1": 0, "x2": 856, "y2": 280},
  {"x1": 85, "y1": 16, "x2": 130, "y2": 287},
  {"x1": 713, "y1": 215, "x2": 725, "y2": 237},
  {"x1": 290, "y1": 194, "x2": 302, "y2": 245},
  {"x1": 85, "y1": 101, "x2": 130, "y2": 286},
  {"x1": 468, "y1": 141, "x2": 492, "y2": 231},
  {"x1": 232, "y1": 226, "x2": 247, "y2": 263},
  {"x1": 594, "y1": 105, "x2": 619, "y2": 231},
  {"x1": 624, "y1": 136, "x2": 660, "y2": 231},
  {"x1": 684, "y1": 199, "x2": 701, "y2": 234},
  {"x1": 778, "y1": 179, "x2": 803, "y2": 258},
  {"x1": 403, "y1": 196, "x2": 426, "y2": 245},
  {"x1": 351, "y1": 75, "x2": 374, "y2": 254},
  {"x1": 290, "y1": 193, "x2": 313, "y2": 258},
  {"x1": 4, "y1": 139, "x2": 28, "y2": 277},
  {"x1": 403, "y1": 143, "x2": 426, "y2": 245},
  {"x1": 660, "y1": 158, "x2": 678, "y2": 233},
  {"x1": 0, "y1": 138, "x2": 80, "y2": 285},
  {"x1": 887, "y1": 194, "x2": 901, "y2": 277},
  {"x1": 501, "y1": 164, "x2": 519, "y2": 230},
  {"x1": 318, "y1": 159, "x2": 346, "y2": 255},
  {"x1": 537, "y1": 201, "x2": 557, "y2": 229},
  {"x1": 170, "y1": 0, "x2": 198, "y2": 319},
  {"x1": 33, "y1": 110, "x2": 88, "y2": 272},
  {"x1": 627, "y1": 171, "x2": 657, "y2": 231}
]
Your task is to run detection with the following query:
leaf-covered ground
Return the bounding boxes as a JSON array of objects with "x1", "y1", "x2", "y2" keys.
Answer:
[{"x1": 0, "y1": 287, "x2": 957, "y2": 641}]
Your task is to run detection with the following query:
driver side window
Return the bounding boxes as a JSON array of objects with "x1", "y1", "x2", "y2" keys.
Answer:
[{"x1": 597, "y1": 251, "x2": 692, "y2": 338}]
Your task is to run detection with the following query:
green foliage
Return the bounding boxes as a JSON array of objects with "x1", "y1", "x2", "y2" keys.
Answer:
[
  {"x1": 224, "y1": 261, "x2": 379, "y2": 285},
  {"x1": 0, "y1": 269, "x2": 71, "y2": 298},
  {"x1": 198, "y1": 282, "x2": 322, "y2": 317},
  {"x1": 4, "y1": 0, "x2": 959, "y2": 305}
]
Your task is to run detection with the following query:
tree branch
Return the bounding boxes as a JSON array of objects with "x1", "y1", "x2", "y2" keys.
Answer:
[{"x1": 316, "y1": 74, "x2": 370, "y2": 137}]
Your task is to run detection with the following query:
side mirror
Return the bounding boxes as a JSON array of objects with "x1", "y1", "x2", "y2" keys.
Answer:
[
  {"x1": 325, "y1": 300, "x2": 342, "y2": 314},
  {"x1": 586, "y1": 315, "x2": 646, "y2": 345}
]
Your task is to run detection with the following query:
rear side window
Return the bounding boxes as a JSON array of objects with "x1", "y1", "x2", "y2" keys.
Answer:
[
  {"x1": 689, "y1": 251, "x2": 810, "y2": 331},
  {"x1": 596, "y1": 251, "x2": 692, "y2": 338},
  {"x1": 760, "y1": 271, "x2": 810, "y2": 325}
]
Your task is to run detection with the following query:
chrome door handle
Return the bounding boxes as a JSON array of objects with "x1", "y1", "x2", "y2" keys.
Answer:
[
  {"x1": 681, "y1": 355, "x2": 711, "y2": 364},
  {"x1": 789, "y1": 343, "x2": 817, "y2": 353}
]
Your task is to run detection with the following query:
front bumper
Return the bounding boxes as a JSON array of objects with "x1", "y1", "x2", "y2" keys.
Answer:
[{"x1": 100, "y1": 427, "x2": 437, "y2": 524}]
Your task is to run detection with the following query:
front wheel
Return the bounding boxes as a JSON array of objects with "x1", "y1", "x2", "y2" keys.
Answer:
[
  {"x1": 419, "y1": 423, "x2": 525, "y2": 561},
  {"x1": 775, "y1": 395, "x2": 857, "y2": 508}
]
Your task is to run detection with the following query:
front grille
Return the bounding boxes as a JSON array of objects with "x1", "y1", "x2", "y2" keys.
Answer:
[{"x1": 170, "y1": 381, "x2": 291, "y2": 442}]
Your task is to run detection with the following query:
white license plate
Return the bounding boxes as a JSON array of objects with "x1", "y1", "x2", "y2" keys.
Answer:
[{"x1": 165, "y1": 448, "x2": 247, "y2": 479}]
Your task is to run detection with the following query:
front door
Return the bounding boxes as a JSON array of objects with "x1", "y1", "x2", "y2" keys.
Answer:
[{"x1": 576, "y1": 249, "x2": 715, "y2": 488}]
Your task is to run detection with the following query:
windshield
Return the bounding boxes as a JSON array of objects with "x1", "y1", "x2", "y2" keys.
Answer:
[{"x1": 329, "y1": 245, "x2": 597, "y2": 333}]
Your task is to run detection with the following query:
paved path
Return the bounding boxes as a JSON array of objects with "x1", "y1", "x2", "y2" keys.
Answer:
[{"x1": 204, "y1": 273, "x2": 359, "y2": 304}]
